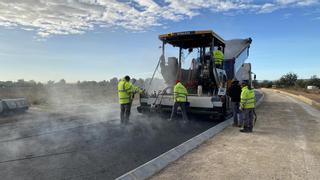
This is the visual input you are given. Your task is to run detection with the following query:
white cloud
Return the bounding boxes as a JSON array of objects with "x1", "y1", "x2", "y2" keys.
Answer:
[
  {"x1": 277, "y1": 0, "x2": 318, "y2": 6},
  {"x1": 259, "y1": 3, "x2": 279, "y2": 13},
  {"x1": 0, "y1": 0, "x2": 319, "y2": 37}
]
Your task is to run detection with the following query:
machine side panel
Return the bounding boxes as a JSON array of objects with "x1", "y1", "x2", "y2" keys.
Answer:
[{"x1": 234, "y1": 47, "x2": 250, "y2": 75}]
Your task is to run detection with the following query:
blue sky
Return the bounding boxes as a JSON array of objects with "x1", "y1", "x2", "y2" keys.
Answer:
[{"x1": 0, "y1": 0, "x2": 319, "y2": 82}]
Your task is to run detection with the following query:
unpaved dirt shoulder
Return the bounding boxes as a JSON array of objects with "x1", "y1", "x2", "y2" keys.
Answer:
[{"x1": 152, "y1": 89, "x2": 320, "y2": 180}]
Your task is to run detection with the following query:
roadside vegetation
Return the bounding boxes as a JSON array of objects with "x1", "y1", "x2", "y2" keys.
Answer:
[
  {"x1": 257, "y1": 73, "x2": 320, "y2": 90},
  {"x1": 0, "y1": 78, "x2": 165, "y2": 107},
  {"x1": 0, "y1": 78, "x2": 145, "y2": 106},
  {"x1": 256, "y1": 72, "x2": 320, "y2": 103}
]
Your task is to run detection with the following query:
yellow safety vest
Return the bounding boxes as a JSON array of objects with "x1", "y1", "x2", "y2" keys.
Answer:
[
  {"x1": 240, "y1": 86, "x2": 255, "y2": 109},
  {"x1": 213, "y1": 50, "x2": 224, "y2": 65},
  {"x1": 174, "y1": 82, "x2": 188, "y2": 102},
  {"x1": 118, "y1": 79, "x2": 133, "y2": 104}
]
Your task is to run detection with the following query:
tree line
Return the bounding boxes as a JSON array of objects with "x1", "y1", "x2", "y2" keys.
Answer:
[
  {"x1": 0, "y1": 77, "x2": 153, "y2": 105},
  {"x1": 256, "y1": 73, "x2": 320, "y2": 89},
  {"x1": 0, "y1": 78, "x2": 146, "y2": 89},
  {"x1": 1, "y1": 74, "x2": 319, "y2": 90}
]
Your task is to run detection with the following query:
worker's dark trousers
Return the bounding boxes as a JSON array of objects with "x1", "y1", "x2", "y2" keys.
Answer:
[
  {"x1": 232, "y1": 102, "x2": 242, "y2": 125},
  {"x1": 120, "y1": 103, "x2": 131, "y2": 124},
  {"x1": 215, "y1": 64, "x2": 223, "y2": 69},
  {"x1": 170, "y1": 102, "x2": 189, "y2": 121},
  {"x1": 243, "y1": 108, "x2": 254, "y2": 130}
]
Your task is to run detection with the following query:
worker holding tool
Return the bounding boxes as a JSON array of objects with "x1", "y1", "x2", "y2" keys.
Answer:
[
  {"x1": 118, "y1": 75, "x2": 141, "y2": 124},
  {"x1": 239, "y1": 80, "x2": 256, "y2": 133},
  {"x1": 228, "y1": 79, "x2": 242, "y2": 127},
  {"x1": 213, "y1": 46, "x2": 224, "y2": 69},
  {"x1": 169, "y1": 80, "x2": 189, "y2": 122}
]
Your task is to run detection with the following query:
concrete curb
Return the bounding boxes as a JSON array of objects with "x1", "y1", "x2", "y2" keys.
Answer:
[
  {"x1": 268, "y1": 89, "x2": 320, "y2": 109},
  {"x1": 116, "y1": 91, "x2": 265, "y2": 180}
]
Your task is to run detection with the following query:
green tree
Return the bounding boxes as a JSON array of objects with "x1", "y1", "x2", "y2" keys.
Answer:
[
  {"x1": 295, "y1": 79, "x2": 307, "y2": 88},
  {"x1": 47, "y1": 80, "x2": 55, "y2": 87},
  {"x1": 258, "y1": 80, "x2": 273, "y2": 88},
  {"x1": 274, "y1": 80, "x2": 281, "y2": 87},
  {"x1": 308, "y1": 75, "x2": 320, "y2": 87},
  {"x1": 279, "y1": 72, "x2": 298, "y2": 87},
  {"x1": 16, "y1": 79, "x2": 25, "y2": 87},
  {"x1": 58, "y1": 79, "x2": 66, "y2": 85}
]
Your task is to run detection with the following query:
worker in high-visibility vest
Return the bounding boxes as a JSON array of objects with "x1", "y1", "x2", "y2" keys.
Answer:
[
  {"x1": 213, "y1": 46, "x2": 224, "y2": 69},
  {"x1": 169, "y1": 80, "x2": 189, "y2": 121},
  {"x1": 118, "y1": 75, "x2": 141, "y2": 124},
  {"x1": 239, "y1": 80, "x2": 256, "y2": 133}
]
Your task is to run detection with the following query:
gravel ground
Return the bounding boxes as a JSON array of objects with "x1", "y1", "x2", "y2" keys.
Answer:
[
  {"x1": 279, "y1": 89, "x2": 320, "y2": 103},
  {"x1": 152, "y1": 89, "x2": 320, "y2": 180}
]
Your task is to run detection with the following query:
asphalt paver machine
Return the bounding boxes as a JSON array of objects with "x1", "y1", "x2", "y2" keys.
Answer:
[{"x1": 138, "y1": 30, "x2": 252, "y2": 118}]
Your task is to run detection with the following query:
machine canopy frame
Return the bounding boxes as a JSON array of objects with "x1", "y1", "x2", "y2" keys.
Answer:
[{"x1": 159, "y1": 30, "x2": 225, "y2": 49}]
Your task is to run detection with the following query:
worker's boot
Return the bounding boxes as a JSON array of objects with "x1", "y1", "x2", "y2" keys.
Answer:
[
  {"x1": 240, "y1": 129, "x2": 246, "y2": 133},
  {"x1": 240, "y1": 127, "x2": 252, "y2": 133}
]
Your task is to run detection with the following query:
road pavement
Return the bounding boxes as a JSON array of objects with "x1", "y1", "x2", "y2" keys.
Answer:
[{"x1": 0, "y1": 104, "x2": 219, "y2": 180}]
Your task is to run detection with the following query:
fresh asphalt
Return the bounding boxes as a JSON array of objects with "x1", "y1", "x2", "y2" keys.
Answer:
[{"x1": 0, "y1": 92, "x2": 262, "y2": 180}]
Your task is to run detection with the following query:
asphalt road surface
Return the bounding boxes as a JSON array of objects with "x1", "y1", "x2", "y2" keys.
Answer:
[{"x1": 0, "y1": 91, "x2": 262, "y2": 180}]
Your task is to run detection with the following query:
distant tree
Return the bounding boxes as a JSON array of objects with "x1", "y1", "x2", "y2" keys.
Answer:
[
  {"x1": 47, "y1": 80, "x2": 55, "y2": 86},
  {"x1": 308, "y1": 75, "x2": 320, "y2": 87},
  {"x1": 37, "y1": 82, "x2": 44, "y2": 87},
  {"x1": 279, "y1": 72, "x2": 298, "y2": 87},
  {"x1": 89, "y1": 81, "x2": 98, "y2": 86},
  {"x1": 98, "y1": 80, "x2": 108, "y2": 86},
  {"x1": 274, "y1": 80, "x2": 281, "y2": 87},
  {"x1": 258, "y1": 80, "x2": 273, "y2": 88},
  {"x1": 59, "y1": 79, "x2": 67, "y2": 85},
  {"x1": 109, "y1": 77, "x2": 118, "y2": 88},
  {"x1": 16, "y1": 79, "x2": 25, "y2": 87},
  {"x1": 136, "y1": 78, "x2": 145, "y2": 89},
  {"x1": 5, "y1": 81, "x2": 13, "y2": 87},
  {"x1": 28, "y1": 80, "x2": 37, "y2": 87},
  {"x1": 58, "y1": 79, "x2": 66, "y2": 85},
  {"x1": 0, "y1": 81, "x2": 5, "y2": 88},
  {"x1": 17, "y1": 79, "x2": 25, "y2": 83},
  {"x1": 78, "y1": 81, "x2": 98, "y2": 87},
  {"x1": 295, "y1": 79, "x2": 307, "y2": 88}
]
